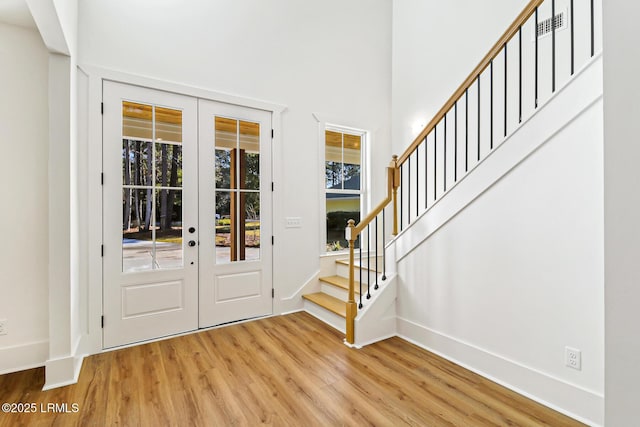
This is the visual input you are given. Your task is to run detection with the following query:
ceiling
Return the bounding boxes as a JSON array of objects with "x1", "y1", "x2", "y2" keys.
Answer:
[{"x1": 0, "y1": 0, "x2": 36, "y2": 29}]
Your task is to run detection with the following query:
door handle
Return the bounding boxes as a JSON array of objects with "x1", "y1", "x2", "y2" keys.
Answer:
[{"x1": 188, "y1": 240, "x2": 197, "y2": 247}]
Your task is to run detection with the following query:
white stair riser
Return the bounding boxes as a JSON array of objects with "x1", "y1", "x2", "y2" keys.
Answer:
[
  {"x1": 336, "y1": 263, "x2": 386, "y2": 282},
  {"x1": 336, "y1": 257, "x2": 381, "y2": 271},
  {"x1": 320, "y1": 283, "x2": 349, "y2": 301},
  {"x1": 321, "y1": 281, "x2": 389, "y2": 306},
  {"x1": 303, "y1": 301, "x2": 345, "y2": 333}
]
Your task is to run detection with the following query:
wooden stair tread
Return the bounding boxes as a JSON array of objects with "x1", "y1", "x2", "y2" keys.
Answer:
[
  {"x1": 302, "y1": 292, "x2": 346, "y2": 318},
  {"x1": 319, "y1": 275, "x2": 360, "y2": 294}
]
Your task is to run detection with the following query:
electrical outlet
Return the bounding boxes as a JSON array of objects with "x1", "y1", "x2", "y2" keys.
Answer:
[
  {"x1": 0, "y1": 319, "x2": 7, "y2": 336},
  {"x1": 565, "y1": 347, "x2": 581, "y2": 370}
]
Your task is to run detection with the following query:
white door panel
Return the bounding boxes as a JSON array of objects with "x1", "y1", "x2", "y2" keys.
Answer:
[
  {"x1": 198, "y1": 100, "x2": 273, "y2": 327},
  {"x1": 102, "y1": 81, "x2": 198, "y2": 348},
  {"x1": 103, "y1": 82, "x2": 273, "y2": 347}
]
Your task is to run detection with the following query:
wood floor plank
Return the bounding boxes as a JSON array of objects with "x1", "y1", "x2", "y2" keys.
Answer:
[{"x1": 0, "y1": 312, "x2": 585, "y2": 426}]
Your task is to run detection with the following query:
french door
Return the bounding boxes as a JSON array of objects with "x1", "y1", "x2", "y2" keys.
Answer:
[
  {"x1": 102, "y1": 82, "x2": 272, "y2": 348},
  {"x1": 198, "y1": 100, "x2": 273, "y2": 328}
]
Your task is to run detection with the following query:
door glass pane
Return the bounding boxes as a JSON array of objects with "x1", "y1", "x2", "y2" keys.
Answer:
[
  {"x1": 123, "y1": 140, "x2": 152, "y2": 186},
  {"x1": 240, "y1": 120, "x2": 260, "y2": 190},
  {"x1": 122, "y1": 188, "x2": 154, "y2": 272},
  {"x1": 215, "y1": 117, "x2": 235, "y2": 189},
  {"x1": 243, "y1": 152, "x2": 260, "y2": 190},
  {"x1": 122, "y1": 102, "x2": 152, "y2": 140},
  {"x1": 155, "y1": 143, "x2": 182, "y2": 188},
  {"x1": 215, "y1": 149, "x2": 231, "y2": 189},
  {"x1": 244, "y1": 192, "x2": 260, "y2": 261},
  {"x1": 216, "y1": 191, "x2": 232, "y2": 264},
  {"x1": 155, "y1": 106, "x2": 182, "y2": 144},
  {"x1": 154, "y1": 190, "x2": 183, "y2": 269}
]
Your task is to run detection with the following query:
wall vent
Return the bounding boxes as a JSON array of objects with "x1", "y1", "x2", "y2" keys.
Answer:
[{"x1": 534, "y1": 10, "x2": 567, "y2": 40}]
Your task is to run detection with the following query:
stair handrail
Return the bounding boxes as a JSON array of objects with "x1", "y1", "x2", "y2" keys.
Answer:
[
  {"x1": 397, "y1": 0, "x2": 543, "y2": 165},
  {"x1": 344, "y1": 0, "x2": 551, "y2": 345},
  {"x1": 345, "y1": 156, "x2": 400, "y2": 344}
]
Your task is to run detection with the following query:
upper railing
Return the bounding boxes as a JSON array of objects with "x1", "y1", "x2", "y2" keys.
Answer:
[{"x1": 344, "y1": 0, "x2": 600, "y2": 344}]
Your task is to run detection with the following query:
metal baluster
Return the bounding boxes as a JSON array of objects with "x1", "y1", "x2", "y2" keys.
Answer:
[
  {"x1": 504, "y1": 43, "x2": 508, "y2": 137},
  {"x1": 570, "y1": 0, "x2": 575, "y2": 75},
  {"x1": 552, "y1": 0, "x2": 556, "y2": 93},
  {"x1": 490, "y1": 60, "x2": 494, "y2": 149},
  {"x1": 374, "y1": 216, "x2": 379, "y2": 290},
  {"x1": 477, "y1": 75, "x2": 481, "y2": 161},
  {"x1": 465, "y1": 88, "x2": 469, "y2": 172},
  {"x1": 535, "y1": 7, "x2": 539, "y2": 108},
  {"x1": 454, "y1": 101, "x2": 458, "y2": 181},
  {"x1": 358, "y1": 234, "x2": 363, "y2": 309},
  {"x1": 408, "y1": 154, "x2": 411, "y2": 225},
  {"x1": 444, "y1": 114, "x2": 447, "y2": 192},
  {"x1": 590, "y1": 0, "x2": 595, "y2": 56},
  {"x1": 434, "y1": 125, "x2": 437, "y2": 201},
  {"x1": 424, "y1": 136, "x2": 428, "y2": 210},
  {"x1": 366, "y1": 224, "x2": 371, "y2": 299},
  {"x1": 416, "y1": 148, "x2": 419, "y2": 218},
  {"x1": 519, "y1": 26, "x2": 522, "y2": 123},
  {"x1": 382, "y1": 209, "x2": 386, "y2": 281}
]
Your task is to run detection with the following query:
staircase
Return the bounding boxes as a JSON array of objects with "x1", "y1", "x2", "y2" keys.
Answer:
[
  {"x1": 302, "y1": 257, "x2": 382, "y2": 333},
  {"x1": 299, "y1": 0, "x2": 600, "y2": 352},
  {"x1": 302, "y1": 254, "x2": 398, "y2": 348}
]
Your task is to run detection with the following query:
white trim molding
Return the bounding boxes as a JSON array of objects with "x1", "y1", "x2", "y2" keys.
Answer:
[
  {"x1": 43, "y1": 354, "x2": 84, "y2": 391},
  {"x1": 79, "y1": 64, "x2": 288, "y2": 356},
  {"x1": 0, "y1": 340, "x2": 49, "y2": 376},
  {"x1": 397, "y1": 318, "x2": 603, "y2": 427}
]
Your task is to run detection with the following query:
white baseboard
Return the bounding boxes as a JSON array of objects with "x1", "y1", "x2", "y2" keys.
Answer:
[
  {"x1": 352, "y1": 332, "x2": 397, "y2": 349},
  {"x1": 43, "y1": 354, "x2": 83, "y2": 390},
  {"x1": 397, "y1": 317, "x2": 603, "y2": 427},
  {"x1": 43, "y1": 336, "x2": 84, "y2": 390},
  {"x1": 0, "y1": 340, "x2": 48, "y2": 376}
]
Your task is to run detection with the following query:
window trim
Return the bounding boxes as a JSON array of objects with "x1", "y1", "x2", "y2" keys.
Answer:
[{"x1": 322, "y1": 124, "x2": 367, "y2": 254}]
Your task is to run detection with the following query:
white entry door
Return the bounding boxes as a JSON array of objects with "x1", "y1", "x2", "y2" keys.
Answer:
[
  {"x1": 103, "y1": 81, "x2": 199, "y2": 348},
  {"x1": 103, "y1": 82, "x2": 273, "y2": 348},
  {"x1": 198, "y1": 100, "x2": 273, "y2": 327}
]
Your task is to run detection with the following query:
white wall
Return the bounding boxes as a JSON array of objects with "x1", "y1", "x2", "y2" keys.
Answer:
[
  {"x1": 77, "y1": 0, "x2": 392, "y2": 318},
  {"x1": 603, "y1": 1, "x2": 640, "y2": 425},
  {"x1": 391, "y1": 0, "x2": 527, "y2": 154},
  {"x1": 394, "y1": 55, "x2": 605, "y2": 424},
  {"x1": 0, "y1": 23, "x2": 50, "y2": 373}
]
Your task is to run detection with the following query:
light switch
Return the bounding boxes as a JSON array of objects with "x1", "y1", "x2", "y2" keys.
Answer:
[{"x1": 285, "y1": 217, "x2": 302, "y2": 228}]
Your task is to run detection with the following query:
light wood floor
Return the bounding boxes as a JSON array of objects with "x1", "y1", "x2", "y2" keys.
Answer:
[{"x1": 0, "y1": 312, "x2": 583, "y2": 426}]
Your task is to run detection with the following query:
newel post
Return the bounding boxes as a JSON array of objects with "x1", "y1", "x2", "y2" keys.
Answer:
[
  {"x1": 345, "y1": 219, "x2": 357, "y2": 345},
  {"x1": 391, "y1": 155, "x2": 400, "y2": 236}
]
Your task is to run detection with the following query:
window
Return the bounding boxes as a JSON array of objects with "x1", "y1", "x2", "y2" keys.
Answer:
[{"x1": 325, "y1": 127, "x2": 363, "y2": 252}]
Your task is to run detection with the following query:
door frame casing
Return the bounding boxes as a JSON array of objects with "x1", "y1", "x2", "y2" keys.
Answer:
[{"x1": 79, "y1": 64, "x2": 286, "y2": 356}]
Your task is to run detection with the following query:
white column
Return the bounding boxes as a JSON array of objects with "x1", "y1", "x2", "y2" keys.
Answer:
[{"x1": 603, "y1": 1, "x2": 640, "y2": 425}]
